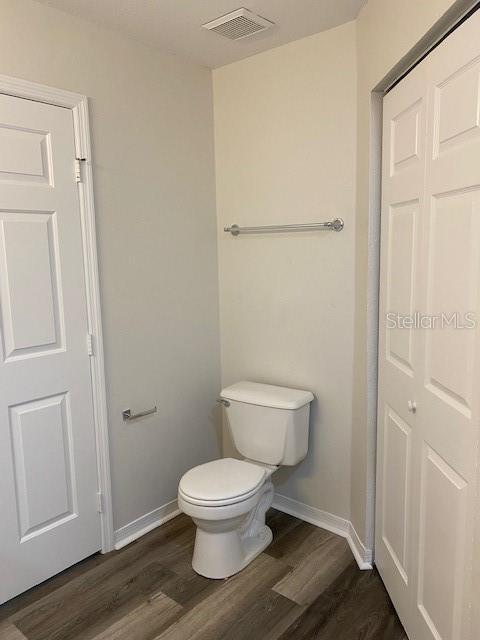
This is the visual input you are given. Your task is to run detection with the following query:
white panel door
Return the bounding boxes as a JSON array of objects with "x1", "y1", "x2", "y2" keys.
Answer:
[
  {"x1": 377, "y1": 10, "x2": 480, "y2": 640},
  {"x1": 377, "y1": 61, "x2": 426, "y2": 630},
  {"x1": 0, "y1": 93, "x2": 101, "y2": 603}
]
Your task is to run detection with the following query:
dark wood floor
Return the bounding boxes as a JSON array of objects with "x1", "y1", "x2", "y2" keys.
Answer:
[{"x1": 0, "y1": 510, "x2": 407, "y2": 640}]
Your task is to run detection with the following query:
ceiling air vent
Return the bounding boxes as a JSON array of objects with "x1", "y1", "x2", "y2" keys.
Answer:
[{"x1": 202, "y1": 8, "x2": 274, "y2": 41}]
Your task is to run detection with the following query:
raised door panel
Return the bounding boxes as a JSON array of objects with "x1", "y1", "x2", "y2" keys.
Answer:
[
  {"x1": 435, "y1": 57, "x2": 480, "y2": 156},
  {"x1": 424, "y1": 189, "x2": 479, "y2": 421},
  {"x1": 417, "y1": 447, "x2": 468, "y2": 640},
  {"x1": 0, "y1": 125, "x2": 52, "y2": 185},
  {"x1": 0, "y1": 211, "x2": 64, "y2": 361},
  {"x1": 9, "y1": 393, "x2": 77, "y2": 541},
  {"x1": 386, "y1": 201, "x2": 418, "y2": 376},
  {"x1": 391, "y1": 100, "x2": 422, "y2": 175},
  {"x1": 381, "y1": 408, "x2": 412, "y2": 585}
]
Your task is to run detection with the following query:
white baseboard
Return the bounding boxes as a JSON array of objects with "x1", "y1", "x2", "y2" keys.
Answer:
[
  {"x1": 114, "y1": 500, "x2": 180, "y2": 550},
  {"x1": 113, "y1": 494, "x2": 373, "y2": 570},
  {"x1": 348, "y1": 518, "x2": 373, "y2": 570},
  {"x1": 273, "y1": 493, "x2": 373, "y2": 570}
]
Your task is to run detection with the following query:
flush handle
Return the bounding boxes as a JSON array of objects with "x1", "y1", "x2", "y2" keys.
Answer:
[{"x1": 407, "y1": 400, "x2": 417, "y2": 413}]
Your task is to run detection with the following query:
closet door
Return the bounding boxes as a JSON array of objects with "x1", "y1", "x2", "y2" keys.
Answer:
[
  {"x1": 376, "y1": 55, "x2": 426, "y2": 633},
  {"x1": 412, "y1": 12, "x2": 480, "y2": 640},
  {"x1": 377, "y1": 10, "x2": 480, "y2": 640}
]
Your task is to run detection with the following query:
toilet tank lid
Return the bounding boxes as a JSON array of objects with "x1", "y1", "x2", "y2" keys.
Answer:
[{"x1": 220, "y1": 381, "x2": 314, "y2": 410}]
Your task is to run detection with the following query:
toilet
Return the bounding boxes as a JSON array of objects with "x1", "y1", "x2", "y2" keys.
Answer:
[{"x1": 178, "y1": 381, "x2": 313, "y2": 579}]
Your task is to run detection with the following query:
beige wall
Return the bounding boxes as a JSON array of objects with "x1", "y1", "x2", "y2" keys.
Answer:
[
  {"x1": 214, "y1": 0, "x2": 465, "y2": 546},
  {"x1": 214, "y1": 22, "x2": 357, "y2": 520},
  {"x1": 0, "y1": 0, "x2": 221, "y2": 531},
  {"x1": 351, "y1": 0, "x2": 461, "y2": 545}
]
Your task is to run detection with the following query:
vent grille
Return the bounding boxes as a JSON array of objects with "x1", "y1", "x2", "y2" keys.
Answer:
[{"x1": 203, "y1": 8, "x2": 274, "y2": 41}]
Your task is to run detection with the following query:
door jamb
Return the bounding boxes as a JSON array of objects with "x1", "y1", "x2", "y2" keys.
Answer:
[{"x1": 0, "y1": 74, "x2": 114, "y2": 553}]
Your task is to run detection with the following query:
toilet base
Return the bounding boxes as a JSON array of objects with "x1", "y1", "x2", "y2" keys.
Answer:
[
  {"x1": 191, "y1": 480, "x2": 274, "y2": 579},
  {"x1": 192, "y1": 523, "x2": 273, "y2": 579}
]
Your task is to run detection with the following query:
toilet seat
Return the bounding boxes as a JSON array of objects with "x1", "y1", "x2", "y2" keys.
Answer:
[{"x1": 178, "y1": 458, "x2": 266, "y2": 507}]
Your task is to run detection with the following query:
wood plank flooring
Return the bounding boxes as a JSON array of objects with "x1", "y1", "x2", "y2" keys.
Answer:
[{"x1": 0, "y1": 510, "x2": 408, "y2": 640}]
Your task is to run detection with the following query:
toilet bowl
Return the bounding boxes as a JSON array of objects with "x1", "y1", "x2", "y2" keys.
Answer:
[
  {"x1": 178, "y1": 457, "x2": 275, "y2": 579},
  {"x1": 178, "y1": 381, "x2": 313, "y2": 579}
]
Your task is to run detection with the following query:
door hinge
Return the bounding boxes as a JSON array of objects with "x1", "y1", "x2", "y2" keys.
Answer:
[
  {"x1": 96, "y1": 491, "x2": 104, "y2": 514},
  {"x1": 74, "y1": 157, "x2": 86, "y2": 183},
  {"x1": 87, "y1": 333, "x2": 94, "y2": 356}
]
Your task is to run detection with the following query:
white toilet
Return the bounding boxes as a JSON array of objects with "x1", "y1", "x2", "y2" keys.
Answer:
[{"x1": 178, "y1": 381, "x2": 313, "y2": 579}]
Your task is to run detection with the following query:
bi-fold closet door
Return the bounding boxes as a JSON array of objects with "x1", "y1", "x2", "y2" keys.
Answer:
[{"x1": 376, "y1": 10, "x2": 480, "y2": 640}]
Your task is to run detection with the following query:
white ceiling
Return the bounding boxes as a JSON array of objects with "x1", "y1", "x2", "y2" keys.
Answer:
[{"x1": 35, "y1": 0, "x2": 366, "y2": 68}]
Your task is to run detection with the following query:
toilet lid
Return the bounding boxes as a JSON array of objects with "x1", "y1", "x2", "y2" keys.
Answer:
[{"x1": 179, "y1": 458, "x2": 266, "y2": 505}]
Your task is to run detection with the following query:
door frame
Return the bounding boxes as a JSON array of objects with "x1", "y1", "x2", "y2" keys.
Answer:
[
  {"x1": 366, "y1": 0, "x2": 479, "y2": 556},
  {"x1": 0, "y1": 74, "x2": 114, "y2": 553}
]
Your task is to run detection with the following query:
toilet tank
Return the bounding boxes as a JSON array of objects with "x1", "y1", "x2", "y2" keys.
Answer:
[{"x1": 220, "y1": 381, "x2": 314, "y2": 466}]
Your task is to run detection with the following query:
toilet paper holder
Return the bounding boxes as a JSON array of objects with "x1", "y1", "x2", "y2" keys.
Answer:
[{"x1": 122, "y1": 406, "x2": 157, "y2": 421}]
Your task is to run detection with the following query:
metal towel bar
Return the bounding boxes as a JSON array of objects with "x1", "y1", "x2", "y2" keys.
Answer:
[
  {"x1": 223, "y1": 218, "x2": 344, "y2": 236},
  {"x1": 122, "y1": 406, "x2": 157, "y2": 421}
]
